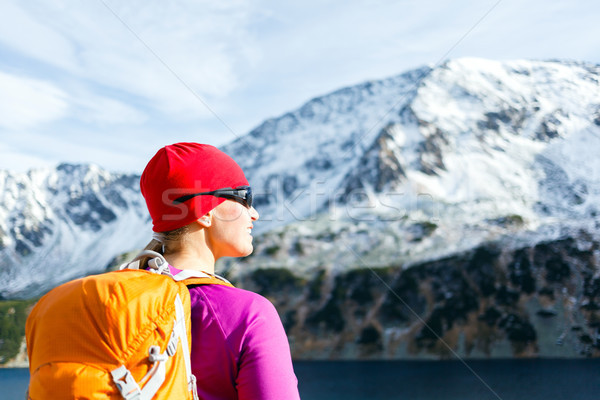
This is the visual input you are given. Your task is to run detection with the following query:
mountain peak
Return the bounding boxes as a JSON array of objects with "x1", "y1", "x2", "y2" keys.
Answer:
[
  {"x1": 0, "y1": 164, "x2": 149, "y2": 298},
  {"x1": 2, "y1": 58, "x2": 600, "y2": 298}
]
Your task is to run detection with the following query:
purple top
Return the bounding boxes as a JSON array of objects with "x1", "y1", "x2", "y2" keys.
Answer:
[{"x1": 187, "y1": 283, "x2": 300, "y2": 400}]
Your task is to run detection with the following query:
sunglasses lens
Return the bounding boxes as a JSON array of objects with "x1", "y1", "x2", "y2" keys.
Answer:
[
  {"x1": 232, "y1": 186, "x2": 251, "y2": 208},
  {"x1": 244, "y1": 186, "x2": 252, "y2": 208}
]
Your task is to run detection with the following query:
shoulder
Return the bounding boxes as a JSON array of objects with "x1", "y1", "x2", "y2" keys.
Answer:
[
  {"x1": 189, "y1": 284, "x2": 273, "y2": 308},
  {"x1": 188, "y1": 285, "x2": 280, "y2": 327}
]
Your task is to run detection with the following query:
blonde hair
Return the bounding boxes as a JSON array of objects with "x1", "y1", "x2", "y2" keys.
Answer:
[{"x1": 137, "y1": 225, "x2": 191, "y2": 268}]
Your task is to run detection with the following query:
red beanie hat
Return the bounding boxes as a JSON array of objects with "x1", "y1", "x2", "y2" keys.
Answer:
[{"x1": 140, "y1": 142, "x2": 249, "y2": 232}]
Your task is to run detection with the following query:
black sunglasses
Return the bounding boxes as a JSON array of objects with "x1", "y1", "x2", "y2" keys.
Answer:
[{"x1": 172, "y1": 186, "x2": 253, "y2": 208}]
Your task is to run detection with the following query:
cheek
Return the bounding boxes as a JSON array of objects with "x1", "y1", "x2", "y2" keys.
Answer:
[
  {"x1": 210, "y1": 205, "x2": 253, "y2": 257},
  {"x1": 213, "y1": 202, "x2": 245, "y2": 222},
  {"x1": 211, "y1": 203, "x2": 249, "y2": 245}
]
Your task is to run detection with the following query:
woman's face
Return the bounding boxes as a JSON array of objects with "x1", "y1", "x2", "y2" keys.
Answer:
[{"x1": 206, "y1": 200, "x2": 259, "y2": 259}]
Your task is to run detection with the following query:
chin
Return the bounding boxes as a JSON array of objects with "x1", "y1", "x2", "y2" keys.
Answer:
[{"x1": 240, "y1": 246, "x2": 254, "y2": 257}]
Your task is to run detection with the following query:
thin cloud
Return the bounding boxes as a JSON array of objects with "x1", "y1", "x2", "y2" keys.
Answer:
[
  {"x1": 72, "y1": 92, "x2": 148, "y2": 125},
  {"x1": 0, "y1": 0, "x2": 599, "y2": 173},
  {"x1": 0, "y1": 71, "x2": 69, "y2": 130},
  {"x1": 0, "y1": 1, "x2": 79, "y2": 73},
  {"x1": 0, "y1": 0, "x2": 260, "y2": 119}
]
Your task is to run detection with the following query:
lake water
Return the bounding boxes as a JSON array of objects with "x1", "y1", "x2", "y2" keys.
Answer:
[{"x1": 3, "y1": 359, "x2": 599, "y2": 399}]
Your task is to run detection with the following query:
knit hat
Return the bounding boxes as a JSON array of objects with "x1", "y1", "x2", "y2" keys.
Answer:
[{"x1": 140, "y1": 142, "x2": 249, "y2": 232}]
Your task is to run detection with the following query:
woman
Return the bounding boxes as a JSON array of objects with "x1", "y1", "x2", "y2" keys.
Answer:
[{"x1": 139, "y1": 142, "x2": 300, "y2": 400}]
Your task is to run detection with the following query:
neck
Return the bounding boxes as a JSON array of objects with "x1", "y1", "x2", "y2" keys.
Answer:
[
  {"x1": 162, "y1": 224, "x2": 217, "y2": 275},
  {"x1": 164, "y1": 250, "x2": 216, "y2": 275}
]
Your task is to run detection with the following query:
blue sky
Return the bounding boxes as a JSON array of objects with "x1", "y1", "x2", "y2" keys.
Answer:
[{"x1": 0, "y1": 0, "x2": 599, "y2": 173}]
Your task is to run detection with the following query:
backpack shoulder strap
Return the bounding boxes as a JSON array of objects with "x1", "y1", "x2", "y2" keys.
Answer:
[
  {"x1": 122, "y1": 250, "x2": 234, "y2": 288},
  {"x1": 169, "y1": 270, "x2": 232, "y2": 400},
  {"x1": 172, "y1": 269, "x2": 234, "y2": 287}
]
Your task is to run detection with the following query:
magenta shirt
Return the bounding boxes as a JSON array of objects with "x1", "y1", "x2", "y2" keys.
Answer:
[{"x1": 187, "y1": 283, "x2": 300, "y2": 400}]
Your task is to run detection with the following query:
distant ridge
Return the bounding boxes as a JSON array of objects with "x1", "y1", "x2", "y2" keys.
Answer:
[{"x1": 2, "y1": 58, "x2": 600, "y2": 299}]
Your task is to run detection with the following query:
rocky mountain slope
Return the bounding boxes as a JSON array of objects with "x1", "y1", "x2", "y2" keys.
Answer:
[
  {"x1": 239, "y1": 235, "x2": 600, "y2": 359},
  {"x1": 1, "y1": 57, "x2": 599, "y2": 358},
  {"x1": 223, "y1": 57, "x2": 600, "y2": 357},
  {"x1": 222, "y1": 58, "x2": 600, "y2": 281}
]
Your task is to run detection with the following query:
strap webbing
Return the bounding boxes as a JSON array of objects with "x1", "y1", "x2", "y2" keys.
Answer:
[
  {"x1": 111, "y1": 294, "x2": 197, "y2": 400},
  {"x1": 172, "y1": 269, "x2": 232, "y2": 285},
  {"x1": 122, "y1": 251, "x2": 231, "y2": 286},
  {"x1": 139, "y1": 346, "x2": 167, "y2": 399},
  {"x1": 174, "y1": 293, "x2": 199, "y2": 400},
  {"x1": 111, "y1": 348, "x2": 166, "y2": 400}
]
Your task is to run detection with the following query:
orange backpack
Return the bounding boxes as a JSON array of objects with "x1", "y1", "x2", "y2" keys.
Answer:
[{"x1": 26, "y1": 251, "x2": 232, "y2": 400}]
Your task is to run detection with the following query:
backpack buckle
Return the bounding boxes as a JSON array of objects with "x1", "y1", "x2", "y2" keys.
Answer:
[
  {"x1": 148, "y1": 345, "x2": 168, "y2": 363},
  {"x1": 148, "y1": 256, "x2": 172, "y2": 276},
  {"x1": 111, "y1": 365, "x2": 142, "y2": 400}
]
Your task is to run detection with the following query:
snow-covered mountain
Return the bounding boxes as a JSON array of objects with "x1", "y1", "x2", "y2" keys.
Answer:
[
  {"x1": 223, "y1": 58, "x2": 600, "y2": 277},
  {"x1": 226, "y1": 58, "x2": 600, "y2": 233},
  {"x1": 0, "y1": 164, "x2": 150, "y2": 298},
  {"x1": 2, "y1": 57, "x2": 600, "y2": 299}
]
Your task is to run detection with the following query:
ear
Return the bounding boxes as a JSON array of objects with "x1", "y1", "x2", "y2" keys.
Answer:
[{"x1": 197, "y1": 212, "x2": 212, "y2": 228}]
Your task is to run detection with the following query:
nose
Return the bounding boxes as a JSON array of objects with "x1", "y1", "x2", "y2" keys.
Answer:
[{"x1": 249, "y1": 206, "x2": 259, "y2": 221}]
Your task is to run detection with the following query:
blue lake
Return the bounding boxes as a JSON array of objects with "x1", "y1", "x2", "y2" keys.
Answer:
[{"x1": 3, "y1": 359, "x2": 599, "y2": 399}]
